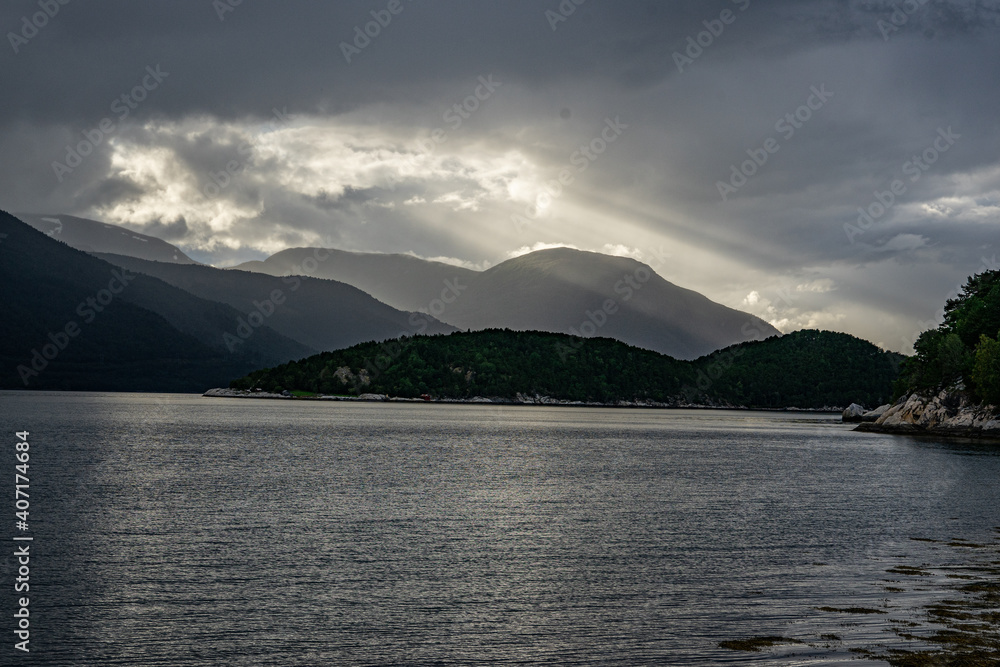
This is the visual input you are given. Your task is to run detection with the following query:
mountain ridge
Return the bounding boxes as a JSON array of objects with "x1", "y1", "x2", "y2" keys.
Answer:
[
  {"x1": 14, "y1": 212, "x2": 783, "y2": 365},
  {"x1": 0, "y1": 211, "x2": 310, "y2": 391},
  {"x1": 93, "y1": 252, "x2": 458, "y2": 353},
  {"x1": 231, "y1": 246, "x2": 479, "y2": 313},
  {"x1": 235, "y1": 244, "x2": 781, "y2": 359},
  {"x1": 15, "y1": 212, "x2": 199, "y2": 264}
]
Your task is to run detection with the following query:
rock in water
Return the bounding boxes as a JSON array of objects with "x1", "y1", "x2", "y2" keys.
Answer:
[
  {"x1": 842, "y1": 403, "x2": 866, "y2": 422},
  {"x1": 861, "y1": 404, "x2": 890, "y2": 422}
]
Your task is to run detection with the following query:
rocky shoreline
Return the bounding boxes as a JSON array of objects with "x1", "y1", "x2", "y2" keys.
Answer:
[
  {"x1": 853, "y1": 388, "x2": 1000, "y2": 440},
  {"x1": 202, "y1": 388, "x2": 842, "y2": 412}
]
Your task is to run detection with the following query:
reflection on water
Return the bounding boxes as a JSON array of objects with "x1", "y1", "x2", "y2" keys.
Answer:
[{"x1": 1, "y1": 392, "x2": 998, "y2": 665}]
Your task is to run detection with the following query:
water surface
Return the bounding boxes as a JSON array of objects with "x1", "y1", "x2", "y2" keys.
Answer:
[{"x1": 2, "y1": 391, "x2": 998, "y2": 665}]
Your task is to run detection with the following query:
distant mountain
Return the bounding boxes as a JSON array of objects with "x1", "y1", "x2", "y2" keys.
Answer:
[
  {"x1": 0, "y1": 211, "x2": 310, "y2": 391},
  {"x1": 231, "y1": 247, "x2": 477, "y2": 313},
  {"x1": 16, "y1": 213, "x2": 199, "y2": 264},
  {"x1": 235, "y1": 246, "x2": 780, "y2": 359},
  {"x1": 229, "y1": 328, "x2": 903, "y2": 410},
  {"x1": 94, "y1": 253, "x2": 457, "y2": 353},
  {"x1": 441, "y1": 248, "x2": 780, "y2": 360}
]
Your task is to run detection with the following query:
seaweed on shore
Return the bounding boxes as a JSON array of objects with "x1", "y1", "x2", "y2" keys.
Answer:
[
  {"x1": 718, "y1": 534, "x2": 1000, "y2": 663},
  {"x1": 887, "y1": 565, "x2": 934, "y2": 576},
  {"x1": 718, "y1": 636, "x2": 803, "y2": 652},
  {"x1": 815, "y1": 605, "x2": 888, "y2": 614},
  {"x1": 855, "y1": 543, "x2": 1000, "y2": 665}
]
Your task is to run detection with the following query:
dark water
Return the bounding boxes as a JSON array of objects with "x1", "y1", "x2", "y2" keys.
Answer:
[{"x1": 1, "y1": 391, "x2": 999, "y2": 665}]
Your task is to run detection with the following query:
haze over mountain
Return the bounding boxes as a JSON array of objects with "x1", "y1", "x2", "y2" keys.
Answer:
[
  {"x1": 0, "y1": 211, "x2": 309, "y2": 391},
  {"x1": 238, "y1": 246, "x2": 781, "y2": 360},
  {"x1": 15, "y1": 212, "x2": 779, "y2": 362},
  {"x1": 440, "y1": 248, "x2": 780, "y2": 359},
  {"x1": 233, "y1": 248, "x2": 478, "y2": 314},
  {"x1": 2, "y1": 3, "x2": 996, "y2": 355},
  {"x1": 96, "y1": 253, "x2": 457, "y2": 353},
  {"x1": 16, "y1": 213, "x2": 199, "y2": 264}
]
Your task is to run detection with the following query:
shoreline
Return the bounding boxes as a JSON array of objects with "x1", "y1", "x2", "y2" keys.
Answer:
[
  {"x1": 855, "y1": 421, "x2": 1000, "y2": 442},
  {"x1": 852, "y1": 389, "x2": 1000, "y2": 441},
  {"x1": 201, "y1": 388, "x2": 845, "y2": 413},
  {"x1": 719, "y1": 529, "x2": 1000, "y2": 663}
]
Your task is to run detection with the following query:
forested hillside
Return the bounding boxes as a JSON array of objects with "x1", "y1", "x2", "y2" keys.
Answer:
[
  {"x1": 894, "y1": 270, "x2": 1000, "y2": 405},
  {"x1": 231, "y1": 328, "x2": 904, "y2": 409},
  {"x1": 691, "y1": 330, "x2": 904, "y2": 409}
]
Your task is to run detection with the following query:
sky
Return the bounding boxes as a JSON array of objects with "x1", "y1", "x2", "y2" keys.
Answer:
[{"x1": 1, "y1": 0, "x2": 999, "y2": 353}]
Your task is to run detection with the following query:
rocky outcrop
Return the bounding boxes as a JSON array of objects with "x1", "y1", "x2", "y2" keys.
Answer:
[
  {"x1": 203, "y1": 388, "x2": 389, "y2": 401},
  {"x1": 855, "y1": 389, "x2": 1000, "y2": 439},
  {"x1": 842, "y1": 403, "x2": 866, "y2": 422},
  {"x1": 203, "y1": 387, "x2": 291, "y2": 399},
  {"x1": 861, "y1": 404, "x2": 890, "y2": 422}
]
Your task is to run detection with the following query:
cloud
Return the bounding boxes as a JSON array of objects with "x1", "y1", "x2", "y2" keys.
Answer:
[
  {"x1": 506, "y1": 242, "x2": 580, "y2": 259},
  {"x1": 404, "y1": 252, "x2": 492, "y2": 272},
  {"x1": 0, "y1": 0, "x2": 997, "y2": 352},
  {"x1": 878, "y1": 233, "x2": 928, "y2": 252},
  {"x1": 601, "y1": 244, "x2": 644, "y2": 260},
  {"x1": 796, "y1": 279, "x2": 836, "y2": 293}
]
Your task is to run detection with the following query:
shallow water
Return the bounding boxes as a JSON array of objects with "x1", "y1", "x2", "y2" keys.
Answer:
[{"x1": 2, "y1": 391, "x2": 998, "y2": 665}]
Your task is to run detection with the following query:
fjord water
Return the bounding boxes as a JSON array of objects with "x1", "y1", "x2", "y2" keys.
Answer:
[{"x1": 3, "y1": 392, "x2": 999, "y2": 665}]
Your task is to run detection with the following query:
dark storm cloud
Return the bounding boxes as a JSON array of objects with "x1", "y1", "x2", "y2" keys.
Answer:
[
  {"x1": 137, "y1": 215, "x2": 190, "y2": 242},
  {"x1": 9, "y1": 0, "x2": 996, "y2": 126},
  {"x1": 0, "y1": 0, "x2": 998, "y2": 350},
  {"x1": 75, "y1": 175, "x2": 146, "y2": 210}
]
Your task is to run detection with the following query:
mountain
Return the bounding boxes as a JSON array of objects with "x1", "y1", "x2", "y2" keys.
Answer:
[
  {"x1": 235, "y1": 246, "x2": 780, "y2": 359},
  {"x1": 228, "y1": 329, "x2": 902, "y2": 410},
  {"x1": 0, "y1": 211, "x2": 310, "y2": 391},
  {"x1": 231, "y1": 247, "x2": 477, "y2": 313},
  {"x1": 93, "y1": 253, "x2": 457, "y2": 353},
  {"x1": 10, "y1": 213, "x2": 783, "y2": 364},
  {"x1": 15, "y1": 213, "x2": 200, "y2": 264},
  {"x1": 440, "y1": 248, "x2": 780, "y2": 359}
]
